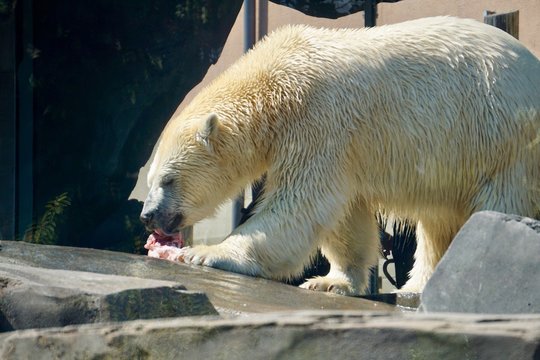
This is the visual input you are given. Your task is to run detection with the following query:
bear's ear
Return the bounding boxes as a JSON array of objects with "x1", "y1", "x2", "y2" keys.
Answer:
[{"x1": 196, "y1": 113, "x2": 220, "y2": 149}]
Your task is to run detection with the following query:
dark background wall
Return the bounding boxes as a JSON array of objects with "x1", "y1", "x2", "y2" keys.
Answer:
[
  {"x1": 1, "y1": 0, "x2": 242, "y2": 252},
  {"x1": 0, "y1": 1, "x2": 16, "y2": 241}
]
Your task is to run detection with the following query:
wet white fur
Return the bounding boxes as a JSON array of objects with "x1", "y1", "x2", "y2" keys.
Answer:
[{"x1": 146, "y1": 17, "x2": 540, "y2": 295}]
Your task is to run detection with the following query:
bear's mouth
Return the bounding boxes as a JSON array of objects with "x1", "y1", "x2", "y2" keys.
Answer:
[{"x1": 144, "y1": 229, "x2": 184, "y2": 250}]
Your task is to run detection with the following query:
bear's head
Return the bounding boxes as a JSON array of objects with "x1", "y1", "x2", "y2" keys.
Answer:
[{"x1": 140, "y1": 113, "x2": 241, "y2": 235}]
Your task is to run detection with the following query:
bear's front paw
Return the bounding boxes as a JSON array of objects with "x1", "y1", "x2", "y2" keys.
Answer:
[
  {"x1": 176, "y1": 245, "x2": 219, "y2": 266},
  {"x1": 299, "y1": 276, "x2": 359, "y2": 296},
  {"x1": 177, "y1": 245, "x2": 261, "y2": 276}
]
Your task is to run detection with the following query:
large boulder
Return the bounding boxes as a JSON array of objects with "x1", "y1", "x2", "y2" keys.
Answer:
[
  {"x1": 0, "y1": 263, "x2": 217, "y2": 331},
  {"x1": 421, "y1": 211, "x2": 540, "y2": 314}
]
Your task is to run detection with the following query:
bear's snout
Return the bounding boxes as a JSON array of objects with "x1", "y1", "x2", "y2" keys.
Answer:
[
  {"x1": 140, "y1": 208, "x2": 155, "y2": 227},
  {"x1": 140, "y1": 205, "x2": 184, "y2": 234}
]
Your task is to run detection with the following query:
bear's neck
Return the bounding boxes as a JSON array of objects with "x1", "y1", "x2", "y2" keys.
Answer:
[
  {"x1": 184, "y1": 65, "x2": 310, "y2": 188},
  {"x1": 208, "y1": 76, "x2": 304, "y2": 183}
]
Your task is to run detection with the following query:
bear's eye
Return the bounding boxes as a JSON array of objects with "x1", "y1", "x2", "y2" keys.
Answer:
[{"x1": 161, "y1": 177, "x2": 174, "y2": 187}]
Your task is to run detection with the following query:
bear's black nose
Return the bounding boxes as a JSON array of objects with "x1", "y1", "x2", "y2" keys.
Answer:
[{"x1": 140, "y1": 210, "x2": 154, "y2": 226}]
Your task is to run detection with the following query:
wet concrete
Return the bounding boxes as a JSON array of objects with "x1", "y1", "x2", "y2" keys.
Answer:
[
  {"x1": 0, "y1": 241, "x2": 395, "y2": 315},
  {"x1": 360, "y1": 292, "x2": 420, "y2": 311}
]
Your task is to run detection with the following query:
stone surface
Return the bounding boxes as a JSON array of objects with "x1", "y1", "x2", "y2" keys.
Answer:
[
  {"x1": 0, "y1": 239, "x2": 538, "y2": 359},
  {"x1": 421, "y1": 211, "x2": 540, "y2": 314},
  {"x1": 0, "y1": 263, "x2": 217, "y2": 331},
  {"x1": 359, "y1": 292, "x2": 421, "y2": 311},
  {"x1": 0, "y1": 241, "x2": 395, "y2": 316},
  {"x1": 0, "y1": 311, "x2": 538, "y2": 360}
]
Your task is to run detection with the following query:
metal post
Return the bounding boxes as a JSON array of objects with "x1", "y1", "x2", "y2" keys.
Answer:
[
  {"x1": 258, "y1": 0, "x2": 268, "y2": 39},
  {"x1": 244, "y1": 0, "x2": 256, "y2": 51},
  {"x1": 365, "y1": 0, "x2": 377, "y2": 292},
  {"x1": 249, "y1": 0, "x2": 268, "y2": 205},
  {"x1": 364, "y1": 0, "x2": 377, "y2": 27},
  {"x1": 484, "y1": 10, "x2": 519, "y2": 39},
  {"x1": 233, "y1": 0, "x2": 257, "y2": 228}
]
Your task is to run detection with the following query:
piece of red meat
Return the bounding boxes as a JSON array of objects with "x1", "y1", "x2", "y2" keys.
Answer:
[{"x1": 144, "y1": 230, "x2": 185, "y2": 261}]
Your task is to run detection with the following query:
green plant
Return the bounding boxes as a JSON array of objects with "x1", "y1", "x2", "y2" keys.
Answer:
[{"x1": 23, "y1": 192, "x2": 71, "y2": 245}]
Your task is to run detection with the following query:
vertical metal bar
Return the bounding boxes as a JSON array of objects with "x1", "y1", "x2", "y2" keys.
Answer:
[
  {"x1": 16, "y1": 0, "x2": 34, "y2": 238},
  {"x1": 483, "y1": 10, "x2": 519, "y2": 39},
  {"x1": 258, "y1": 0, "x2": 268, "y2": 39},
  {"x1": 243, "y1": 0, "x2": 256, "y2": 52},
  {"x1": 247, "y1": 0, "x2": 268, "y2": 205},
  {"x1": 365, "y1": 0, "x2": 377, "y2": 292},
  {"x1": 233, "y1": 0, "x2": 257, "y2": 228},
  {"x1": 369, "y1": 266, "x2": 379, "y2": 294},
  {"x1": 364, "y1": 0, "x2": 377, "y2": 27}
]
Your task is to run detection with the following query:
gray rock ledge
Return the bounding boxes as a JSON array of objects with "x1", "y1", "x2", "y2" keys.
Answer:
[
  {"x1": 0, "y1": 262, "x2": 218, "y2": 331},
  {"x1": 0, "y1": 241, "x2": 394, "y2": 316},
  {"x1": 0, "y1": 311, "x2": 538, "y2": 360}
]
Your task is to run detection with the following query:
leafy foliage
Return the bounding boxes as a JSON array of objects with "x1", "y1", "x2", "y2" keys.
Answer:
[{"x1": 23, "y1": 192, "x2": 71, "y2": 245}]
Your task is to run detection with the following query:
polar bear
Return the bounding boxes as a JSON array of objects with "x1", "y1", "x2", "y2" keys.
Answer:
[{"x1": 141, "y1": 17, "x2": 540, "y2": 295}]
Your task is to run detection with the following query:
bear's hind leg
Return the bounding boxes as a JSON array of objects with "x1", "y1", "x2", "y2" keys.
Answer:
[
  {"x1": 300, "y1": 200, "x2": 379, "y2": 296},
  {"x1": 400, "y1": 214, "x2": 464, "y2": 293}
]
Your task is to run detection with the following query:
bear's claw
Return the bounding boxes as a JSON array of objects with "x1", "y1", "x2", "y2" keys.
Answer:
[
  {"x1": 299, "y1": 277, "x2": 358, "y2": 296},
  {"x1": 176, "y1": 244, "x2": 263, "y2": 277},
  {"x1": 176, "y1": 246, "x2": 207, "y2": 265}
]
